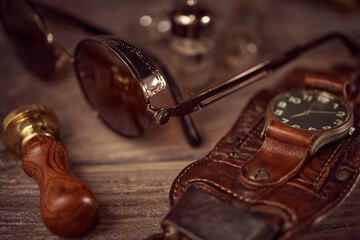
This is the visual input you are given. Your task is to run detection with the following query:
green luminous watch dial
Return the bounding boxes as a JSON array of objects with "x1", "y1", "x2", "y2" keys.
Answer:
[{"x1": 271, "y1": 89, "x2": 350, "y2": 131}]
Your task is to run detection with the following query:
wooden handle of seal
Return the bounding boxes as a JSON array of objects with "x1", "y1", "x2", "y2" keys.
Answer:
[{"x1": 22, "y1": 135, "x2": 98, "y2": 237}]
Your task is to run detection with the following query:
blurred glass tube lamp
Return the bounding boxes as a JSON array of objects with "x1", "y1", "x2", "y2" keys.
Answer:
[
  {"x1": 169, "y1": 0, "x2": 215, "y2": 90},
  {"x1": 222, "y1": 0, "x2": 267, "y2": 70}
]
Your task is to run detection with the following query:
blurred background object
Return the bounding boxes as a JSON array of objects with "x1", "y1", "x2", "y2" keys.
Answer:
[
  {"x1": 127, "y1": 0, "x2": 269, "y2": 91},
  {"x1": 168, "y1": 0, "x2": 214, "y2": 90},
  {"x1": 127, "y1": 0, "x2": 172, "y2": 44},
  {"x1": 219, "y1": 0, "x2": 267, "y2": 71}
]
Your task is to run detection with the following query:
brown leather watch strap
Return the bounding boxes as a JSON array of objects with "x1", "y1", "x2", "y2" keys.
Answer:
[
  {"x1": 240, "y1": 71, "x2": 352, "y2": 188},
  {"x1": 165, "y1": 67, "x2": 360, "y2": 240},
  {"x1": 166, "y1": 67, "x2": 360, "y2": 239},
  {"x1": 240, "y1": 120, "x2": 314, "y2": 188},
  {"x1": 304, "y1": 72, "x2": 351, "y2": 100}
]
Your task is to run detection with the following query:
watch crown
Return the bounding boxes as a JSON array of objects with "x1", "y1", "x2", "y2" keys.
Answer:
[{"x1": 348, "y1": 127, "x2": 355, "y2": 135}]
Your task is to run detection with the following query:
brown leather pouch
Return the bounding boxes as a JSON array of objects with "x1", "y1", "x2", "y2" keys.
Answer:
[{"x1": 162, "y1": 66, "x2": 360, "y2": 240}]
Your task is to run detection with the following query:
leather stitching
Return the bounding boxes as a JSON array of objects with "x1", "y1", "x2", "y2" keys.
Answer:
[
  {"x1": 286, "y1": 182, "x2": 327, "y2": 200},
  {"x1": 282, "y1": 174, "x2": 359, "y2": 240},
  {"x1": 173, "y1": 116, "x2": 265, "y2": 197},
  {"x1": 210, "y1": 159, "x2": 242, "y2": 169},
  {"x1": 211, "y1": 102, "x2": 258, "y2": 157},
  {"x1": 256, "y1": 200, "x2": 297, "y2": 222},
  {"x1": 281, "y1": 140, "x2": 360, "y2": 240},
  {"x1": 208, "y1": 159, "x2": 281, "y2": 202},
  {"x1": 186, "y1": 178, "x2": 297, "y2": 222},
  {"x1": 186, "y1": 179, "x2": 247, "y2": 200},
  {"x1": 190, "y1": 184, "x2": 229, "y2": 203},
  {"x1": 194, "y1": 183, "x2": 293, "y2": 224},
  {"x1": 231, "y1": 118, "x2": 265, "y2": 159},
  {"x1": 173, "y1": 158, "x2": 209, "y2": 198},
  {"x1": 249, "y1": 205, "x2": 291, "y2": 223},
  {"x1": 312, "y1": 139, "x2": 345, "y2": 187}
]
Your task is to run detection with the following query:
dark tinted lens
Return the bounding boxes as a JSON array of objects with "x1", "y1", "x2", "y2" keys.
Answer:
[
  {"x1": 75, "y1": 39, "x2": 150, "y2": 137},
  {"x1": 0, "y1": 0, "x2": 56, "y2": 78}
]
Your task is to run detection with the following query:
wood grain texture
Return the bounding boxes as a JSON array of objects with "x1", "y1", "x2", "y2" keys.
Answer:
[
  {"x1": 0, "y1": 0, "x2": 360, "y2": 239},
  {"x1": 22, "y1": 135, "x2": 98, "y2": 237}
]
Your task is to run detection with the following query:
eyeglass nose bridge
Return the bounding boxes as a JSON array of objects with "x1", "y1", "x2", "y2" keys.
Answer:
[{"x1": 53, "y1": 43, "x2": 76, "y2": 65}]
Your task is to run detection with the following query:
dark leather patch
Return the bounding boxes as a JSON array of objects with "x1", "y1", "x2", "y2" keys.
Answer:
[{"x1": 163, "y1": 187, "x2": 279, "y2": 240}]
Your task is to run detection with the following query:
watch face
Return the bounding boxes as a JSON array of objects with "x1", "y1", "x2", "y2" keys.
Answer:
[{"x1": 271, "y1": 89, "x2": 350, "y2": 131}]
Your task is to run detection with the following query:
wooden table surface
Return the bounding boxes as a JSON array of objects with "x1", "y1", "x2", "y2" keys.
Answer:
[{"x1": 1, "y1": 0, "x2": 360, "y2": 239}]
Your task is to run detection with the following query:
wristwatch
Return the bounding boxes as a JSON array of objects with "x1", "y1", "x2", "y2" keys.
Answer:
[
  {"x1": 161, "y1": 67, "x2": 360, "y2": 240},
  {"x1": 240, "y1": 74, "x2": 354, "y2": 188}
]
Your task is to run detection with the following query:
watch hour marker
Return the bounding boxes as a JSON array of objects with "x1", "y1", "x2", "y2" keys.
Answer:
[
  {"x1": 277, "y1": 101, "x2": 287, "y2": 108},
  {"x1": 317, "y1": 95, "x2": 330, "y2": 104},
  {"x1": 336, "y1": 111, "x2": 345, "y2": 117},
  {"x1": 282, "y1": 118, "x2": 289, "y2": 123},
  {"x1": 274, "y1": 109, "x2": 283, "y2": 116},
  {"x1": 272, "y1": 89, "x2": 349, "y2": 131},
  {"x1": 334, "y1": 119, "x2": 343, "y2": 125},
  {"x1": 303, "y1": 93, "x2": 313, "y2": 102},
  {"x1": 289, "y1": 96, "x2": 301, "y2": 104}
]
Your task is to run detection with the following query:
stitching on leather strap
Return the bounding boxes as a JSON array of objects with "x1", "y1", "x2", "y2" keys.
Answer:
[
  {"x1": 185, "y1": 178, "x2": 297, "y2": 223},
  {"x1": 190, "y1": 184, "x2": 229, "y2": 202},
  {"x1": 208, "y1": 159, "x2": 280, "y2": 199},
  {"x1": 211, "y1": 102, "x2": 261, "y2": 158},
  {"x1": 211, "y1": 159, "x2": 242, "y2": 169},
  {"x1": 281, "y1": 143, "x2": 360, "y2": 240},
  {"x1": 256, "y1": 200, "x2": 297, "y2": 223},
  {"x1": 286, "y1": 182, "x2": 327, "y2": 200},
  {"x1": 312, "y1": 138, "x2": 346, "y2": 187},
  {"x1": 231, "y1": 118, "x2": 265, "y2": 159},
  {"x1": 173, "y1": 147, "x2": 221, "y2": 196},
  {"x1": 173, "y1": 117, "x2": 264, "y2": 196},
  {"x1": 249, "y1": 205, "x2": 291, "y2": 224},
  {"x1": 173, "y1": 158, "x2": 207, "y2": 196},
  {"x1": 186, "y1": 179, "x2": 247, "y2": 200},
  {"x1": 193, "y1": 183, "x2": 293, "y2": 224}
]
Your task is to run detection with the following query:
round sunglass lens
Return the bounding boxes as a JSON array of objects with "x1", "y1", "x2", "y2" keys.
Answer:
[
  {"x1": 0, "y1": 0, "x2": 56, "y2": 78},
  {"x1": 75, "y1": 38, "x2": 150, "y2": 137}
]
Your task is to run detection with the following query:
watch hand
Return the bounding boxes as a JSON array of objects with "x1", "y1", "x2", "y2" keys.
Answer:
[
  {"x1": 291, "y1": 112, "x2": 307, "y2": 118},
  {"x1": 291, "y1": 110, "x2": 336, "y2": 118},
  {"x1": 308, "y1": 110, "x2": 336, "y2": 114},
  {"x1": 308, "y1": 102, "x2": 315, "y2": 111},
  {"x1": 291, "y1": 109, "x2": 311, "y2": 118}
]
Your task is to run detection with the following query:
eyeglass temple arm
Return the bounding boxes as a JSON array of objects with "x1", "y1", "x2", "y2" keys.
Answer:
[
  {"x1": 31, "y1": 0, "x2": 111, "y2": 35},
  {"x1": 162, "y1": 32, "x2": 359, "y2": 119},
  {"x1": 152, "y1": 57, "x2": 202, "y2": 147}
]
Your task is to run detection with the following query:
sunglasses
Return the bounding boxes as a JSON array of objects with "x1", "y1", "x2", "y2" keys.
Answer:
[
  {"x1": 1, "y1": 0, "x2": 359, "y2": 146},
  {"x1": 0, "y1": 0, "x2": 201, "y2": 146}
]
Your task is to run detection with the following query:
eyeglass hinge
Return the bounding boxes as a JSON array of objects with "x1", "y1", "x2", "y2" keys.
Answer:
[{"x1": 147, "y1": 105, "x2": 170, "y2": 125}]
